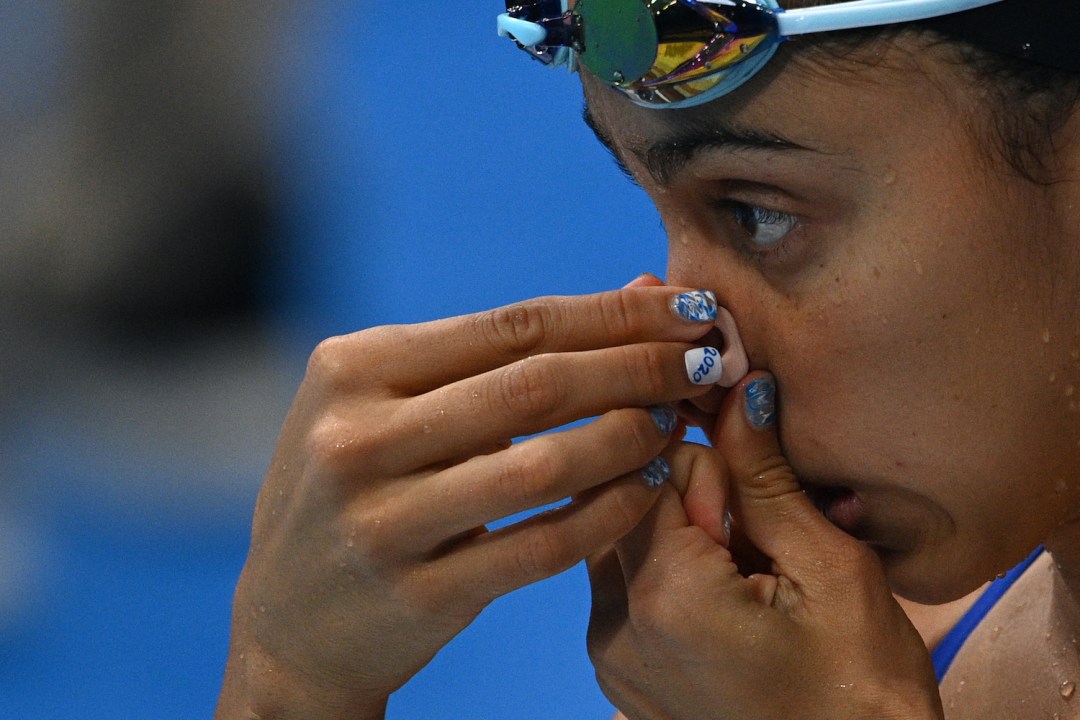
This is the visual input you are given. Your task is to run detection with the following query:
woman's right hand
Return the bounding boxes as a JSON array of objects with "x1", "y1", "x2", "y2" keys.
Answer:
[{"x1": 215, "y1": 281, "x2": 722, "y2": 719}]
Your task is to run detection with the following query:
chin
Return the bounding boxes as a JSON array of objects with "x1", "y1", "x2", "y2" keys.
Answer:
[{"x1": 878, "y1": 543, "x2": 1021, "y2": 606}]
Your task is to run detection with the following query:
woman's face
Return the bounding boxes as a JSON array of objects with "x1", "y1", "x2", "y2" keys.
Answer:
[{"x1": 584, "y1": 37, "x2": 1080, "y2": 603}]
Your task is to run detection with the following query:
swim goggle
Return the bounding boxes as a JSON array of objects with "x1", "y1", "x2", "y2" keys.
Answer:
[{"x1": 497, "y1": 0, "x2": 1005, "y2": 109}]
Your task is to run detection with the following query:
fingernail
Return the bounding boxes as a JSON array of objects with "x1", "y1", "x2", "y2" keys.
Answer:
[
  {"x1": 744, "y1": 375, "x2": 776, "y2": 429},
  {"x1": 684, "y1": 346, "x2": 723, "y2": 385},
  {"x1": 722, "y1": 510, "x2": 733, "y2": 547},
  {"x1": 642, "y1": 457, "x2": 670, "y2": 488},
  {"x1": 671, "y1": 290, "x2": 717, "y2": 322},
  {"x1": 648, "y1": 404, "x2": 678, "y2": 436}
]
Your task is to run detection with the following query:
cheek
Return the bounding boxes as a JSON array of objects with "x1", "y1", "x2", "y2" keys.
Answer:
[{"x1": 671, "y1": 202, "x2": 1076, "y2": 537}]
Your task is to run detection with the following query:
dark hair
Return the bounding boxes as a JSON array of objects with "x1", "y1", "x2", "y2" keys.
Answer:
[
  {"x1": 935, "y1": 40, "x2": 1080, "y2": 183},
  {"x1": 781, "y1": 1, "x2": 1080, "y2": 183}
]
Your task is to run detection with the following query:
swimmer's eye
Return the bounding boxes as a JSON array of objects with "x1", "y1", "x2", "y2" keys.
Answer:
[{"x1": 733, "y1": 203, "x2": 798, "y2": 249}]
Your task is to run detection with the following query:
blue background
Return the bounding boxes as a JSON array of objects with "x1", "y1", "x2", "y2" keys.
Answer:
[{"x1": 1, "y1": 4, "x2": 671, "y2": 718}]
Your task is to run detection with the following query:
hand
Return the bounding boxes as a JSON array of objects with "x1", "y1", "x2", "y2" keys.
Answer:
[
  {"x1": 587, "y1": 372, "x2": 943, "y2": 720},
  {"x1": 215, "y1": 280, "x2": 721, "y2": 719}
]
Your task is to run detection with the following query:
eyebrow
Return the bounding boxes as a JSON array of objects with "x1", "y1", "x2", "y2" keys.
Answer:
[{"x1": 583, "y1": 106, "x2": 814, "y2": 187}]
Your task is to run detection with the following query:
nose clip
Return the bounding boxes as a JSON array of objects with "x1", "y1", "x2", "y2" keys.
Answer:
[{"x1": 715, "y1": 307, "x2": 749, "y2": 387}]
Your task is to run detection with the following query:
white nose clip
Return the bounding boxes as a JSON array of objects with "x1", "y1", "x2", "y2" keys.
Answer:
[{"x1": 715, "y1": 307, "x2": 749, "y2": 387}]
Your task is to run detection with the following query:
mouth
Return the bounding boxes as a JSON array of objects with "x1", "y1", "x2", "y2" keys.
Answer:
[{"x1": 802, "y1": 484, "x2": 864, "y2": 536}]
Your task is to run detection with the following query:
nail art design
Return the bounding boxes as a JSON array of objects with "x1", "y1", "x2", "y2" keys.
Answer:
[
  {"x1": 642, "y1": 457, "x2": 670, "y2": 488},
  {"x1": 685, "y1": 346, "x2": 723, "y2": 385},
  {"x1": 671, "y1": 290, "x2": 717, "y2": 323},
  {"x1": 648, "y1": 404, "x2": 678, "y2": 436},
  {"x1": 745, "y1": 376, "x2": 776, "y2": 429}
]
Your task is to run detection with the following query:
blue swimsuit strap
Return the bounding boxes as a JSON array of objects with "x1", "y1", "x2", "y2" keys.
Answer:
[{"x1": 930, "y1": 546, "x2": 1044, "y2": 682}]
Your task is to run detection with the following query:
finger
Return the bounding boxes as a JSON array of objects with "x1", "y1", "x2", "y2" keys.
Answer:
[
  {"x1": 711, "y1": 372, "x2": 869, "y2": 585},
  {"x1": 429, "y1": 469, "x2": 665, "y2": 600},
  {"x1": 382, "y1": 341, "x2": 715, "y2": 471},
  {"x1": 366, "y1": 285, "x2": 721, "y2": 394},
  {"x1": 403, "y1": 406, "x2": 678, "y2": 547},
  {"x1": 675, "y1": 444, "x2": 731, "y2": 546},
  {"x1": 614, "y1": 443, "x2": 738, "y2": 587}
]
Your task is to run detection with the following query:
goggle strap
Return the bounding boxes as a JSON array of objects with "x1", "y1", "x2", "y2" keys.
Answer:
[
  {"x1": 775, "y1": 0, "x2": 1003, "y2": 37},
  {"x1": 497, "y1": 14, "x2": 548, "y2": 47}
]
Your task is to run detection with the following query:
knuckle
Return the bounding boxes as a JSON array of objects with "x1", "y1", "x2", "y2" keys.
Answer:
[
  {"x1": 306, "y1": 334, "x2": 352, "y2": 387},
  {"x1": 603, "y1": 481, "x2": 652, "y2": 534},
  {"x1": 596, "y1": 290, "x2": 637, "y2": 337},
  {"x1": 495, "y1": 443, "x2": 565, "y2": 504},
  {"x1": 304, "y1": 413, "x2": 384, "y2": 477},
  {"x1": 514, "y1": 528, "x2": 578, "y2": 580},
  {"x1": 624, "y1": 344, "x2": 671, "y2": 400},
  {"x1": 478, "y1": 301, "x2": 557, "y2": 356},
  {"x1": 306, "y1": 327, "x2": 396, "y2": 392},
  {"x1": 342, "y1": 506, "x2": 398, "y2": 566},
  {"x1": 622, "y1": 410, "x2": 665, "y2": 461},
  {"x1": 495, "y1": 357, "x2": 562, "y2": 420},
  {"x1": 741, "y1": 454, "x2": 800, "y2": 501}
]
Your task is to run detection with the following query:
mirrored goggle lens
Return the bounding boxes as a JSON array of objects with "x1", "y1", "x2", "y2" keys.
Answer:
[{"x1": 574, "y1": 0, "x2": 779, "y2": 89}]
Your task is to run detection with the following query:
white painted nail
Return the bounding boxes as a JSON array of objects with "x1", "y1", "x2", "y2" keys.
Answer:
[{"x1": 685, "y1": 346, "x2": 723, "y2": 385}]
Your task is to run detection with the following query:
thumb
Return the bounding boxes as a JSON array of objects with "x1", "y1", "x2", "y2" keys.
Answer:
[{"x1": 711, "y1": 372, "x2": 863, "y2": 583}]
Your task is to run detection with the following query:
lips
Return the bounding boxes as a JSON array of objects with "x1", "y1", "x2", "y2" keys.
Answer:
[{"x1": 803, "y1": 484, "x2": 864, "y2": 535}]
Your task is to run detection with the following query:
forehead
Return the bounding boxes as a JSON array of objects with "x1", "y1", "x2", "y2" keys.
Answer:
[{"x1": 580, "y1": 33, "x2": 968, "y2": 180}]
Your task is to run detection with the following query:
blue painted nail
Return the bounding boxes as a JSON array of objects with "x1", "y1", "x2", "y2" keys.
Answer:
[
  {"x1": 648, "y1": 404, "x2": 678, "y2": 436},
  {"x1": 671, "y1": 290, "x2": 717, "y2": 323},
  {"x1": 744, "y1": 376, "x2": 776, "y2": 429},
  {"x1": 642, "y1": 457, "x2": 670, "y2": 489}
]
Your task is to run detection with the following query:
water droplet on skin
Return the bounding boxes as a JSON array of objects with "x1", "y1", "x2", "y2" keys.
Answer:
[
  {"x1": 346, "y1": 537, "x2": 354, "y2": 547},
  {"x1": 1060, "y1": 680, "x2": 1076, "y2": 699},
  {"x1": 423, "y1": 425, "x2": 433, "y2": 434},
  {"x1": 1043, "y1": 328, "x2": 1053, "y2": 343},
  {"x1": 259, "y1": 605, "x2": 267, "y2": 613},
  {"x1": 991, "y1": 625, "x2": 1002, "y2": 640},
  {"x1": 882, "y1": 167, "x2": 897, "y2": 185}
]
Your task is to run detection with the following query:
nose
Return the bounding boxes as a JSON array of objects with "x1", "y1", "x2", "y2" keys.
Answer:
[{"x1": 715, "y1": 306, "x2": 749, "y2": 387}]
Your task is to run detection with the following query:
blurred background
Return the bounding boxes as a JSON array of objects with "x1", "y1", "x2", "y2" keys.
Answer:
[{"x1": 0, "y1": 3, "x2": 666, "y2": 718}]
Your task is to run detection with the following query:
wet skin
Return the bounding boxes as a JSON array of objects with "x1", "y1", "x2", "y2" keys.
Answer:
[{"x1": 582, "y1": 34, "x2": 1080, "y2": 604}]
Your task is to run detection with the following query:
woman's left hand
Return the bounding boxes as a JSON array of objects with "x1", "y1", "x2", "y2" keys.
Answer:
[{"x1": 586, "y1": 372, "x2": 943, "y2": 720}]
